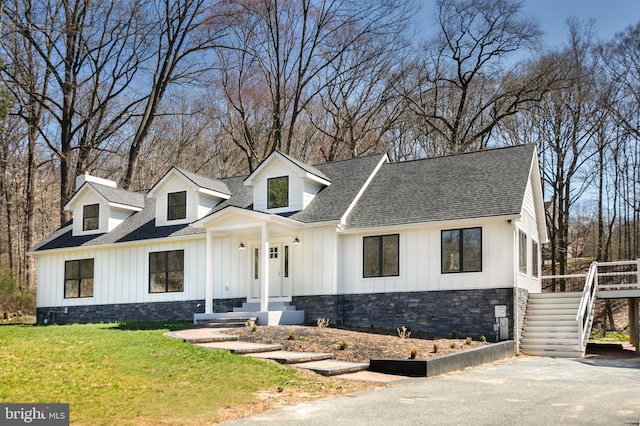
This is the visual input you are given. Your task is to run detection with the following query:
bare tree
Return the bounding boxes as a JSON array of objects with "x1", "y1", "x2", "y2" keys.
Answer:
[
  {"x1": 213, "y1": 0, "x2": 412, "y2": 171},
  {"x1": 401, "y1": 0, "x2": 548, "y2": 153}
]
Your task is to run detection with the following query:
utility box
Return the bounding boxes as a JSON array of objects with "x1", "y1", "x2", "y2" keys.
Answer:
[
  {"x1": 495, "y1": 305, "x2": 508, "y2": 341},
  {"x1": 495, "y1": 305, "x2": 506, "y2": 318},
  {"x1": 499, "y1": 317, "x2": 509, "y2": 340}
]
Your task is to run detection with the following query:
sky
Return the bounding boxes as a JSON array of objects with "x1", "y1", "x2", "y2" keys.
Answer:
[{"x1": 415, "y1": 0, "x2": 640, "y2": 47}]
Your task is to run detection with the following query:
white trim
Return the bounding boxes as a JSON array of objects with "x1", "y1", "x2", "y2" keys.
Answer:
[
  {"x1": 197, "y1": 187, "x2": 231, "y2": 199},
  {"x1": 244, "y1": 151, "x2": 331, "y2": 187},
  {"x1": 340, "y1": 153, "x2": 388, "y2": 225},
  {"x1": 338, "y1": 214, "x2": 521, "y2": 235},
  {"x1": 64, "y1": 183, "x2": 108, "y2": 211},
  {"x1": 107, "y1": 202, "x2": 143, "y2": 212}
]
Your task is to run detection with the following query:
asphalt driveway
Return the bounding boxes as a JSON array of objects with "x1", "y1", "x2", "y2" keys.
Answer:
[{"x1": 226, "y1": 350, "x2": 640, "y2": 425}]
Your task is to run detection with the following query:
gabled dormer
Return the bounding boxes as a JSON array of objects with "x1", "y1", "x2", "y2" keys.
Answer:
[
  {"x1": 147, "y1": 167, "x2": 231, "y2": 227},
  {"x1": 65, "y1": 173, "x2": 145, "y2": 236},
  {"x1": 244, "y1": 151, "x2": 331, "y2": 214}
]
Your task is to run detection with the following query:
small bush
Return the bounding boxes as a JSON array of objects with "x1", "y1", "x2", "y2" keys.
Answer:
[
  {"x1": 299, "y1": 335, "x2": 307, "y2": 341},
  {"x1": 465, "y1": 337, "x2": 472, "y2": 345},
  {"x1": 480, "y1": 335, "x2": 487, "y2": 342},
  {"x1": 337, "y1": 341, "x2": 348, "y2": 350},
  {"x1": 410, "y1": 349, "x2": 417, "y2": 359},
  {"x1": 396, "y1": 326, "x2": 411, "y2": 339},
  {"x1": 288, "y1": 328, "x2": 296, "y2": 340},
  {"x1": 432, "y1": 343, "x2": 439, "y2": 353},
  {"x1": 450, "y1": 342, "x2": 456, "y2": 349},
  {"x1": 316, "y1": 317, "x2": 330, "y2": 328},
  {"x1": 451, "y1": 330, "x2": 457, "y2": 338}
]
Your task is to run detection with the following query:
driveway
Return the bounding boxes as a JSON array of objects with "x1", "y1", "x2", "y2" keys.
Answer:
[{"x1": 226, "y1": 351, "x2": 640, "y2": 425}]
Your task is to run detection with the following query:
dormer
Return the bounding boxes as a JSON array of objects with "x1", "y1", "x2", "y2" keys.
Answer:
[
  {"x1": 65, "y1": 174, "x2": 145, "y2": 236},
  {"x1": 147, "y1": 167, "x2": 231, "y2": 226},
  {"x1": 244, "y1": 151, "x2": 331, "y2": 214}
]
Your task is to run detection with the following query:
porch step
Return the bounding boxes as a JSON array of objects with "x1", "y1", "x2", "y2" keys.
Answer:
[
  {"x1": 165, "y1": 329, "x2": 238, "y2": 344},
  {"x1": 245, "y1": 350, "x2": 333, "y2": 364},
  {"x1": 233, "y1": 302, "x2": 298, "y2": 312}
]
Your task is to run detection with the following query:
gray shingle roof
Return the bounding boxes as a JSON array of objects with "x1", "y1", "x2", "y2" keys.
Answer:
[
  {"x1": 89, "y1": 183, "x2": 145, "y2": 209},
  {"x1": 174, "y1": 167, "x2": 231, "y2": 195},
  {"x1": 345, "y1": 144, "x2": 535, "y2": 228},
  {"x1": 32, "y1": 196, "x2": 203, "y2": 252},
  {"x1": 278, "y1": 151, "x2": 331, "y2": 182}
]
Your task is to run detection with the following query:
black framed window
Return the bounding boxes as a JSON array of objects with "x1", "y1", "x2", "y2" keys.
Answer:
[
  {"x1": 254, "y1": 248, "x2": 259, "y2": 280},
  {"x1": 167, "y1": 191, "x2": 187, "y2": 221},
  {"x1": 284, "y1": 245, "x2": 289, "y2": 278},
  {"x1": 532, "y1": 240, "x2": 539, "y2": 278},
  {"x1": 518, "y1": 230, "x2": 527, "y2": 274},
  {"x1": 64, "y1": 258, "x2": 94, "y2": 298},
  {"x1": 83, "y1": 204, "x2": 99, "y2": 231},
  {"x1": 149, "y1": 250, "x2": 184, "y2": 293},
  {"x1": 363, "y1": 234, "x2": 399, "y2": 278},
  {"x1": 267, "y1": 176, "x2": 288, "y2": 209},
  {"x1": 441, "y1": 227, "x2": 482, "y2": 273}
]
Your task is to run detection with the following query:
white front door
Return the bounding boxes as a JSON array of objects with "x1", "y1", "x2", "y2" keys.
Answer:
[{"x1": 268, "y1": 243, "x2": 282, "y2": 297}]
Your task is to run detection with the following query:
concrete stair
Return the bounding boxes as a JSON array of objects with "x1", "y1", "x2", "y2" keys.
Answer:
[
  {"x1": 194, "y1": 302, "x2": 304, "y2": 326},
  {"x1": 521, "y1": 292, "x2": 584, "y2": 358}
]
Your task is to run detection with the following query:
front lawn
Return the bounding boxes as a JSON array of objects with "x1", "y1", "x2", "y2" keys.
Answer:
[{"x1": 0, "y1": 323, "x2": 345, "y2": 424}]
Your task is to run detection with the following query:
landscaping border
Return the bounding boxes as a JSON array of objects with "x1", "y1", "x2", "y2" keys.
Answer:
[{"x1": 369, "y1": 340, "x2": 515, "y2": 377}]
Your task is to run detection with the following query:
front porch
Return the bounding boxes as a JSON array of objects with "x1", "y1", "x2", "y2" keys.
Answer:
[{"x1": 191, "y1": 207, "x2": 306, "y2": 325}]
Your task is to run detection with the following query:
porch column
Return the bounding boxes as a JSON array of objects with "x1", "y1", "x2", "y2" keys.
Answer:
[
  {"x1": 205, "y1": 230, "x2": 214, "y2": 314},
  {"x1": 260, "y1": 222, "x2": 269, "y2": 312},
  {"x1": 629, "y1": 297, "x2": 639, "y2": 353}
]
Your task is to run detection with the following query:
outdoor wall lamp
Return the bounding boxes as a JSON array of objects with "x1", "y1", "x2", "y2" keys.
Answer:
[
  {"x1": 293, "y1": 236, "x2": 300, "y2": 246},
  {"x1": 239, "y1": 242, "x2": 245, "y2": 252}
]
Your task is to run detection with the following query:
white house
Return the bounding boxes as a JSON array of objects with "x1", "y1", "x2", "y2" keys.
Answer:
[{"x1": 31, "y1": 144, "x2": 547, "y2": 339}]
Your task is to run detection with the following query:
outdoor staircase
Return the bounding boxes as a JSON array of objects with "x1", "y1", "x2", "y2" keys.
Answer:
[
  {"x1": 520, "y1": 292, "x2": 584, "y2": 358},
  {"x1": 194, "y1": 301, "x2": 304, "y2": 326}
]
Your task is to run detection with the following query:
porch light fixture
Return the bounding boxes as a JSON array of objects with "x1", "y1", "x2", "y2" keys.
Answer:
[
  {"x1": 239, "y1": 242, "x2": 245, "y2": 252},
  {"x1": 293, "y1": 236, "x2": 300, "y2": 246}
]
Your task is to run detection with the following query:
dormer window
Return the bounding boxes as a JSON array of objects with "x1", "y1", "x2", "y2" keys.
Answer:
[
  {"x1": 167, "y1": 191, "x2": 187, "y2": 220},
  {"x1": 83, "y1": 204, "x2": 99, "y2": 231},
  {"x1": 268, "y1": 176, "x2": 289, "y2": 209}
]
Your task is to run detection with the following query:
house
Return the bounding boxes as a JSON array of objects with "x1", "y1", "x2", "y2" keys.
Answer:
[{"x1": 30, "y1": 144, "x2": 548, "y2": 340}]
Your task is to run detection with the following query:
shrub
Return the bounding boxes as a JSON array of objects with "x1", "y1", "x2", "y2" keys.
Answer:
[
  {"x1": 410, "y1": 349, "x2": 417, "y2": 359},
  {"x1": 451, "y1": 330, "x2": 457, "y2": 338},
  {"x1": 288, "y1": 328, "x2": 296, "y2": 340},
  {"x1": 450, "y1": 342, "x2": 456, "y2": 349},
  {"x1": 396, "y1": 326, "x2": 411, "y2": 339},
  {"x1": 465, "y1": 337, "x2": 472, "y2": 345},
  {"x1": 316, "y1": 317, "x2": 329, "y2": 328},
  {"x1": 337, "y1": 341, "x2": 348, "y2": 350},
  {"x1": 432, "y1": 343, "x2": 439, "y2": 353},
  {"x1": 480, "y1": 335, "x2": 487, "y2": 342}
]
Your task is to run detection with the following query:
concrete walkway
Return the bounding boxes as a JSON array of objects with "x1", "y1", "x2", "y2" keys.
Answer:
[
  {"x1": 167, "y1": 327, "x2": 396, "y2": 381},
  {"x1": 225, "y1": 353, "x2": 640, "y2": 425}
]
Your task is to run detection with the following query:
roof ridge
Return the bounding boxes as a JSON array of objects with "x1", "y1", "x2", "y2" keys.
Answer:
[{"x1": 388, "y1": 144, "x2": 534, "y2": 166}]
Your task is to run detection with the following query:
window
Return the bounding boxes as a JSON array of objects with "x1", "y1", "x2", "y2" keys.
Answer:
[
  {"x1": 441, "y1": 227, "x2": 482, "y2": 273},
  {"x1": 267, "y1": 176, "x2": 288, "y2": 209},
  {"x1": 254, "y1": 248, "x2": 259, "y2": 280},
  {"x1": 83, "y1": 204, "x2": 99, "y2": 231},
  {"x1": 167, "y1": 191, "x2": 187, "y2": 221},
  {"x1": 532, "y1": 240, "x2": 539, "y2": 278},
  {"x1": 64, "y1": 258, "x2": 94, "y2": 298},
  {"x1": 519, "y1": 230, "x2": 527, "y2": 274},
  {"x1": 363, "y1": 234, "x2": 399, "y2": 278},
  {"x1": 284, "y1": 245, "x2": 289, "y2": 278},
  {"x1": 149, "y1": 250, "x2": 184, "y2": 293}
]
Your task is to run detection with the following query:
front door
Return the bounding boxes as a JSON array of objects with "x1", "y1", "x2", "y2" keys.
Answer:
[{"x1": 268, "y1": 244, "x2": 282, "y2": 297}]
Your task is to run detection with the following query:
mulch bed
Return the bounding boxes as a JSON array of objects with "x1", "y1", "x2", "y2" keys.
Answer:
[{"x1": 223, "y1": 325, "x2": 490, "y2": 363}]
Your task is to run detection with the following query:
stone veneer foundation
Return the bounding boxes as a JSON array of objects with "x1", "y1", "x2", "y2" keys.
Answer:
[{"x1": 293, "y1": 288, "x2": 515, "y2": 340}]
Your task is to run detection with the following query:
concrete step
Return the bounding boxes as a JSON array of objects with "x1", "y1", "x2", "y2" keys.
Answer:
[
  {"x1": 526, "y1": 303, "x2": 580, "y2": 311},
  {"x1": 524, "y1": 318, "x2": 578, "y2": 326},
  {"x1": 233, "y1": 302, "x2": 297, "y2": 312},
  {"x1": 293, "y1": 359, "x2": 369, "y2": 376},
  {"x1": 529, "y1": 292, "x2": 583, "y2": 299},
  {"x1": 521, "y1": 337, "x2": 580, "y2": 345},
  {"x1": 520, "y1": 349, "x2": 583, "y2": 358},
  {"x1": 524, "y1": 314, "x2": 577, "y2": 321},
  {"x1": 521, "y1": 342, "x2": 581, "y2": 352},
  {"x1": 521, "y1": 331, "x2": 579, "y2": 339},
  {"x1": 245, "y1": 350, "x2": 334, "y2": 364},
  {"x1": 196, "y1": 317, "x2": 257, "y2": 328},
  {"x1": 165, "y1": 329, "x2": 239, "y2": 344}
]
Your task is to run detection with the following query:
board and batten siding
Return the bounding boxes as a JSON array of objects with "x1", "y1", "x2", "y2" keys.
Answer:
[
  {"x1": 36, "y1": 238, "x2": 206, "y2": 308},
  {"x1": 253, "y1": 162, "x2": 303, "y2": 213},
  {"x1": 339, "y1": 219, "x2": 515, "y2": 295},
  {"x1": 516, "y1": 174, "x2": 542, "y2": 293}
]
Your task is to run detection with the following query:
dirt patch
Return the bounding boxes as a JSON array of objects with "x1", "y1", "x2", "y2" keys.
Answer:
[{"x1": 224, "y1": 325, "x2": 490, "y2": 363}]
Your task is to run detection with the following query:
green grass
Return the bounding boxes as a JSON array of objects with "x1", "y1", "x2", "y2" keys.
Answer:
[
  {"x1": 590, "y1": 330, "x2": 630, "y2": 342},
  {"x1": 0, "y1": 323, "x2": 324, "y2": 425}
]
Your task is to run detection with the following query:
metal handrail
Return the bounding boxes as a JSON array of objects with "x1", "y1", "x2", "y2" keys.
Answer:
[{"x1": 575, "y1": 262, "x2": 598, "y2": 353}]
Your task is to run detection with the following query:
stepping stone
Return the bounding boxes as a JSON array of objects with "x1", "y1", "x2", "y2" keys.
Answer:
[
  {"x1": 196, "y1": 341, "x2": 283, "y2": 354},
  {"x1": 245, "y1": 350, "x2": 333, "y2": 364},
  {"x1": 165, "y1": 329, "x2": 238, "y2": 344},
  {"x1": 293, "y1": 359, "x2": 368, "y2": 376}
]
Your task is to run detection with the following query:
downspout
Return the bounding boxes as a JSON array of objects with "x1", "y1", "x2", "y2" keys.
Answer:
[{"x1": 513, "y1": 222, "x2": 520, "y2": 353}]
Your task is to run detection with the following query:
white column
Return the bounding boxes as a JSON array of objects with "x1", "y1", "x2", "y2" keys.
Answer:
[
  {"x1": 205, "y1": 230, "x2": 213, "y2": 314},
  {"x1": 260, "y1": 222, "x2": 269, "y2": 312}
]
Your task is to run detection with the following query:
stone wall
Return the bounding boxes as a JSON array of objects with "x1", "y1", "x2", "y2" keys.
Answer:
[
  {"x1": 295, "y1": 288, "x2": 514, "y2": 340},
  {"x1": 514, "y1": 287, "x2": 529, "y2": 351}
]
